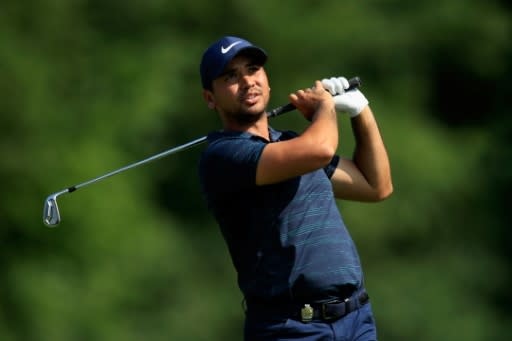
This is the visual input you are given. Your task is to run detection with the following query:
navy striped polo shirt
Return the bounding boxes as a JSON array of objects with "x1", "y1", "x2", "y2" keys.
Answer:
[{"x1": 198, "y1": 126, "x2": 363, "y2": 303}]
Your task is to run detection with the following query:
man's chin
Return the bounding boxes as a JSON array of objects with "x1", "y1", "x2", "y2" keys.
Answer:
[{"x1": 236, "y1": 109, "x2": 266, "y2": 124}]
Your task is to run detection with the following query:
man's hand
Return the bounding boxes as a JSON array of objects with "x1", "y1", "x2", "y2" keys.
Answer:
[
  {"x1": 289, "y1": 80, "x2": 335, "y2": 121},
  {"x1": 321, "y1": 77, "x2": 369, "y2": 117}
]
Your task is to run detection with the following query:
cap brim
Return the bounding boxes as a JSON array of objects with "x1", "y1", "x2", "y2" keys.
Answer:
[{"x1": 235, "y1": 47, "x2": 267, "y2": 66}]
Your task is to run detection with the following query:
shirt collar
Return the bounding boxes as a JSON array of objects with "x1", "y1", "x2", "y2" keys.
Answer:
[{"x1": 268, "y1": 126, "x2": 283, "y2": 142}]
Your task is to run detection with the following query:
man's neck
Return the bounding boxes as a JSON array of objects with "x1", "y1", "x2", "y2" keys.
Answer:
[{"x1": 222, "y1": 112, "x2": 270, "y2": 140}]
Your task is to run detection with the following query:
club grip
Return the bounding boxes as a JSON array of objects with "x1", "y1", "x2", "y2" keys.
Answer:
[{"x1": 267, "y1": 76, "x2": 361, "y2": 118}]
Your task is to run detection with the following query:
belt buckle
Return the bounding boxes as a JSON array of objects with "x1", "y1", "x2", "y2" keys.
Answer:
[
  {"x1": 301, "y1": 304, "x2": 314, "y2": 323},
  {"x1": 322, "y1": 298, "x2": 349, "y2": 321}
]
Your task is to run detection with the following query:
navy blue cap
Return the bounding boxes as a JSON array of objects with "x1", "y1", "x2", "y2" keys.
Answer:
[{"x1": 200, "y1": 36, "x2": 267, "y2": 90}]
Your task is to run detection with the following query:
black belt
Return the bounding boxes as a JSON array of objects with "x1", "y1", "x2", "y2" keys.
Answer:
[{"x1": 246, "y1": 289, "x2": 369, "y2": 323}]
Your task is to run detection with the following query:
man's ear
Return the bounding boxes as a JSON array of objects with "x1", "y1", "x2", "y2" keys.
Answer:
[{"x1": 202, "y1": 89, "x2": 216, "y2": 110}]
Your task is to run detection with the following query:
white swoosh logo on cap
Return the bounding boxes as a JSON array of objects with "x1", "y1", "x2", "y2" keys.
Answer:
[{"x1": 221, "y1": 41, "x2": 242, "y2": 54}]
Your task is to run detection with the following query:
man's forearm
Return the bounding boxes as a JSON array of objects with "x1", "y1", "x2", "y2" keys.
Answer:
[
  {"x1": 302, "y1": 102, "x2": 339, "y2": 157},
  {"x1": 351, "y1": 106, "x2": 392, "y2": 198}
]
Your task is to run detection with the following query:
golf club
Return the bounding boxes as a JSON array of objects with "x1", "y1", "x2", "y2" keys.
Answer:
[{"x1": 43, "y1": 77, "x2": 361, "y2": 227}]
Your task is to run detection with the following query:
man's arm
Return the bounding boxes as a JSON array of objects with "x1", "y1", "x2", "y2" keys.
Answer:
[
  {"x1": 330, "y1": 106, "x2": 393, "y2": 202},
  {"x1": 256, "y1": 81, "x2": 338, "y2": 185}
]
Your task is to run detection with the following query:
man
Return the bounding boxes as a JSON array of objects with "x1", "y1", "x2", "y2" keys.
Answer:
[{"x1": 198, "y1": 36, "x2": 392, "y2": 341}]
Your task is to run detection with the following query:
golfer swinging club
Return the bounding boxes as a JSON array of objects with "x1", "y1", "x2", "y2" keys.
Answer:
[{"x1": 198, "y1": 36, "x2": 392, "y2": 341}]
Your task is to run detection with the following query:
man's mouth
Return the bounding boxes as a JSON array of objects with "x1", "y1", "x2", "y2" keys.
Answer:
[{"x1": 240, "y1": 91, "x2": 261, "y2": 105}]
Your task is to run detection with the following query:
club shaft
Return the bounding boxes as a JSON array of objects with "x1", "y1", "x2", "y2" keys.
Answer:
[
  {"x1": 68, "y1": 136, "x2": 207, "y2": 193},
  {"x1": 60, "y1": 76, "x2": 362, "y2": 194},
  {"x1": 43, "y1": 77, "x2": 362, "y2": 226}
]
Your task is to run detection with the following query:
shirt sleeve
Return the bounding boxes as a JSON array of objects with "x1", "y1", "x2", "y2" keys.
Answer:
[
  {"x1": 323, "y1": 155, "x2": 340, "y2": 179},
  {"x1": 200, "y1": 137, "x2": 265, "y2": 194}
]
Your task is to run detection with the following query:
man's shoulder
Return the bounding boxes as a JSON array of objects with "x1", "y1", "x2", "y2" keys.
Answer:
[
  {"x1": 205, "y1": 130, "x2": 258, "y2": 155},
  {"x1": 207, "y1": 130, "x2": 252, "y2": 144},
  {"x1": 202, "y1": 127, "x2": 298, "y2": 158},
  {"x1": 200, "y1": 131, "x2": 265, "y2": 167}
]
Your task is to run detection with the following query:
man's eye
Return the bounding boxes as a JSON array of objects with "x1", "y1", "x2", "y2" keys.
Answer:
[
  {"x1": 224, "y1": 72, "x2": 237, "y2": 81},
  {"x1": 248, "y1": 65, "x2": 260, "y2": 73}
]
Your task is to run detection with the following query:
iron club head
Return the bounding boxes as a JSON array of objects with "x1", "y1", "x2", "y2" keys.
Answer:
[{"x1": 43, "y1": 194, "x2": 61, "y2": 227}]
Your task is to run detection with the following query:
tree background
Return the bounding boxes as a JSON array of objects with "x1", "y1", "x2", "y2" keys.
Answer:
[{"x1": 1, "y1": 0, "x2": 511, "y2": 340}]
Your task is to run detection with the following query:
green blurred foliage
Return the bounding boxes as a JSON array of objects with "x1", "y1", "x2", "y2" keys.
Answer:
[{"x1": 1, "y1": 0, "x2": 510, "y2": 340}]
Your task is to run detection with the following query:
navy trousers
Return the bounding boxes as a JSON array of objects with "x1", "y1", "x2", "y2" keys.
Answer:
[{"x1": 244, "y1": 303, "x2": 377, "y2": 341}]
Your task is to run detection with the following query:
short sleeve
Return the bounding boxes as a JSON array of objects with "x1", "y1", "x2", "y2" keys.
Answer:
[
  {"x1": 199, "y1": 136, "x2": 266, "y2": 195},
  {"x1": 323, "y1": 155, "x2": 340, "y2": 179}
]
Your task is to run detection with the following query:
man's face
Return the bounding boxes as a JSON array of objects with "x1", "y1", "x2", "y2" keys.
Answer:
[{"x1": 205, "y1": 54, "x2": 270, "y2": 124}]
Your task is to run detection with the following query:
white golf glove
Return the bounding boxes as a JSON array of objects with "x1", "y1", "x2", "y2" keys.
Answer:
[{"x1": 321, "y1": 77, "x2": 369, "y2": 117}]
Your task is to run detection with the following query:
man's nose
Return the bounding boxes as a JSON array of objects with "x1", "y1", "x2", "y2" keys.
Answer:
[{"x1": 240, "y1": 73, "x2": 255, "y2": 87}]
